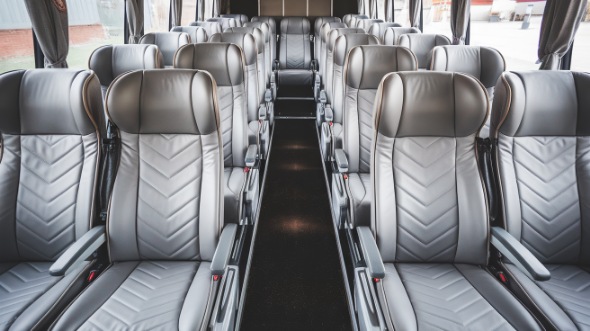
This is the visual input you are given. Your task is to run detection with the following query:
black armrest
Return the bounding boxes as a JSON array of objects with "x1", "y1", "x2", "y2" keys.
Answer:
[
  {"x1": 245, "y1": 144, "x2": 258, "y2": 168},
  {"x1": 211, "y1": 224, "x2": 238, "y2": 275},
  {"x1": 357, "y1": 227, "x2": 385, "y2": 279},
  {"x1": 50, "y1": 226, "x2": 106, "y2": 276},
  {"x1": 491, "y1": 227, "x2": 550, "y2": 281},
  {"x1": 334, "y1": 149, "x2": 349, "y2": 173}
]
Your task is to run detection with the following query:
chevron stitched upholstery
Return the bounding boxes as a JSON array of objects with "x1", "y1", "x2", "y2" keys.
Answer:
[{"x1": 279, "y1": 17, "x2": 311, "y2": 70}]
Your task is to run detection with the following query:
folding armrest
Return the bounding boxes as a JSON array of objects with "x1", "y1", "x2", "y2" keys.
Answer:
[
  {"x1": 491, "y1": 227, "x2": 550, "y2": 281},
  {"x1": 211, "y1": 224, "x2": 238, "y2": 275},
  {"x1": 334, "y1": 149, "x2": 349, "y2": 173},
  {"x1": 50, "y1": 226, "x2": 106, "y2": 276},
  {"x1": 324, "y1": 105, "x2": 334, "y2": 122},
  {"x1": 258, "y1": 103, "x2": 267, "y2": 121},
  {"x1": 357, "y1": 227, "x2": 385, "y2": 279},
  {"x1": 245, "y1": 144, "x2": 258, "y2": 168}
]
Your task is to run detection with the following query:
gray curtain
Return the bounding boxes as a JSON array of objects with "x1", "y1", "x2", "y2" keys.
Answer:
[
  {"x1": 358, "y1": 0, "x2": 366, "y2": 16},
  {"x1": 538, "y1": 0, "x2": 587, "y2": 70},
  {"x1": 171, "y1": 0, "x2": 182, "y2": 27},
  {"x1": 450, "y1": 0, "x2": 470, "y2": 45},
  {"x1": 212, "y1": 0, "x2": 221, "y2": 17},
  {"x1": 126, "y1": 0, "x2": 144, "y2": 44},
  {"x1": 386, "y1": 0, "x2": 393, "y2": 22},
  {"x1": 409, "y1": 0, "x2": 421, "y2": 28},
  {"x1": 197, "y1": 0, "x2": 204, "y2": 20},
  {"x1": 24, "y1": 0, "x2": 69, "y2": 68}
]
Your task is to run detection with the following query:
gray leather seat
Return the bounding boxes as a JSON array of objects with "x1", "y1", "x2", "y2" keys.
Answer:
[
  {"x1": 0, "y1": 69, "x2": 104, "y2": 331},
  {"x1": 491, "y1": 71, "x2": 590, "y2": 331},
  {"x1": 317, "y1": 22, "x2": 347, "y2": 90},
  {"x1": 367, "y1": 22, "x2": 402, "y2": 43},
  {"x1": 251, "y1": 16, "x2": 277, "y2": 63},
  {"x1": 139, "y1": 32, "x2": 190, "y2": 67},
  {"x1": 278, "y1": 17, "x2": 313, "y2": 85},
  {"x1": 347, "y1": 14, "x2": 369, "y2": 29},
  {"x1": 244, "y1": 21, "x2": 275, "y2": 97},
  {"x1": 356, "y1": 18, "x2": 383, "y2": 32},
  {"x1": 431, "y1": 45, "x2": 505, "y2": 137},
  {"x1": 189, "y1": 21, "x2": 222, "y2": 37},
  {"x1": 313, "y1": 17, "x2": 341, "y2": 64},
  {"x1": 89, "y1": 44, "x2": 164, "y2": 97},
  {"x1": 220, "y1": 13, "x2": 248, "y2": 26},
  {"x1": 331, "y1": 46, "x2": 417, "y2": 227},
  {"x1": 170, "y1": 26, "x2": 208, "y2": 43},
  {"x1": 398, "y1": 33, "x2": 451, "y2": 69},
  {"x1": 382, "y1": 26, "x2": 421, "y2": 45},
  {"x1": 357, "y1": 71, "x2": 543, "y2": 331},
  {"x1": 174, "y1": 43, "x2": 259, "y2": 224},
  {"x1": 207, "y1": 17, "x2": 237, "y2": 30},
  {"x1": 50, "y1": 69, "x2": 230, "y2": 330}
]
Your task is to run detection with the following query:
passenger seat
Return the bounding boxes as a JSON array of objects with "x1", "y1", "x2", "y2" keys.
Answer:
[
  {"x1": 189, "y1": 21, "x2": 222, "y2": 37},
  {"x1": 313, "y1": 17, "x2": 342, "y2": 69},
  {"x1": 347, "y1": 15, "x2": 369, "y2": 29},
  {"x1": 221, "y1": 14, "x2": 248, "y2": 26},
  {"x1": 367, "y1": 22, "x2": 402, "y2": 42},
  {"x1": 207, "y1": 17, "x2": 237, "y2": 30},
  {"x1": 315, "y1": 22, "x2": 347, "y2": 99},
  {"x1": 244, "y1": 21, "x2": 276, "y2": 100},
  {"x1": 278, "y1": 17, "x2": 313, "y2": 85},
  {"x1": 170, "y1": 26, "x2": 208, "y2": 43},
  {"x1": 139, "y1": 32, "x2": 190, "y2": 67},
  {"x1": 398, "y1": 33, "x2": 451, "y2": 69},
  {"x1": 382, "y1": 26, "x2": 421, "y2": 45},
  {"x1": 356, "y1": 18, "x2": 383, "y2": 32}
]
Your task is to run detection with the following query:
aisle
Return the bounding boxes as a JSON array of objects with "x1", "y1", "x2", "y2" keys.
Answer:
[{"x1": 239, "y1": 118, "x2": 352, "y2": 330}]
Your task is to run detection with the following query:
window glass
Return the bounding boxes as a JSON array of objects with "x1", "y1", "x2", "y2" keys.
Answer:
[
  {"x1": 571, "y1": 3, "x2": 590, "y2": 72},
  {"x1": 0, "y1": 0, "x2": 35, "y2": 72},
  {"x1": 423, "y1": 0, "x2": 452, "y2": 38},
  {"x1": 393, "y1": 0, "x2": 411, "y2": 26},
  {"x1": 470, "y1": 0, "x2": 545, "y2": 71},
  {"x1": 144, "y1": 0, "x2": 171, "y2": 33},
  {"x1": 67, "y1": 0, "x2": 125, "y2": 69},
  {"x1": 181, "y1": 0, "x2": 197, "y2": 26}
]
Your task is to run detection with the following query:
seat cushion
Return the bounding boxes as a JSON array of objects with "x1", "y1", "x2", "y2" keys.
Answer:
[
  {"x1": 348, "y1": 173, "x2": 371, "y2": 226},
  {"x1": 1, "y1": 262, "x2": 89, "y2": 331},
  {"x1": 51, "y1": 261, "x2": 212, "y2": 331},
  {"x1": 381, "y1": 263, "x2": 542, "y2": 331},
  {"x1": 225, "y1": 167, "x2": 247, "y2": 223},
  {"x1": 504, "y1": 263, "x2": 589, "y2": 331}
]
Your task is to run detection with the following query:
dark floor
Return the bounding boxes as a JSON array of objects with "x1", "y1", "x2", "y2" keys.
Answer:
[
  {"x1": 275, "y1": 85, "x2": 316, "y2": 118},
  {"x1": 239, "y1": 117, "x2": 352, "y2": 330}
]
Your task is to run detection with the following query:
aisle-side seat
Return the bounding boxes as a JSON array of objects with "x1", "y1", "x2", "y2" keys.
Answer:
[
  {"x1": 382, "y1": 26, "x2": 421, "y2": 45},
  {"x1": 89, "y1": 44, "x2": 164, "y2": 97},
  {"x1": 244, "y1": 21, "x2": 276, "y2": 100},
  {"x1": 278, "y1": 17, "x2": 313, "y2": 85},
  {"x1": 221, "y1": 14, "x2": 248, "y2": 26},
  {"x1": 398, "y1": 33, "x2": 451, "y2": 69},
  {"x1": 331, "y1": 46, "x2": 417, "y2": 227},
  {"x1": 348, "y1": 15, "x2": 369, "y2": 29},
  {"x1": 174, "y1": 43, "x2": 260, "y2": 224},
  {"x1": 50, "y1": 69, "x2": 239, "y2": 330},
  {"x1": 170, "y1": 26, "x2": 208, "y2": 43},
  {"x1": 313, "y1": 17, "x2": 342, "y2": 67},
  {"x1": 315, "y1": 22, "x2": 348, "y2": 99},
  {"x1": 367, "y1": 22, "x2": 402, "y2": 42},
  {"x1": 352, "y1": 71, "x2": 543, "y2": 331},
  {"x1": 0, "y1": 69, "x2": 104, "y2": 331},
  {"x1": 491, "y1": 71, "x2": 590, "y2": 331},
  {"x1": 207, "y1": 17, "x2": 237, "y2": 30},
  {"x1": 189, "y1": 21, "x2": 222, "y2": 37},
  {"x1": 139, "y1": 32, "x2": 190, "y2": 67},
  {"x1": 251, "y1": 16, "x2": 277, "y2": 63},
  {"x1": 356, "y1": 18, "x2": 383, "y2": 32}
]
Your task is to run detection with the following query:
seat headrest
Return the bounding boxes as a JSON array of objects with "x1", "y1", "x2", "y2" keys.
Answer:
[
  {"x1": 383, "y1": 27, "x2": 421, "y2": 45},
  {"x1": 189, "y1": 21, "x2": 223, "y2": 36},
  {"x1": 209, "y1": 32, "x2": 258, "y2": 65},
  {"x1": 345, "y1": 45, "x2": 418, "y2": 89},
  {"x1": 328, "y1": 28, "x2": 366, "y2": 51},
  {"x1": 170, "y1": 26, "x2": 208, "y2": 43},
  {"x1": 280, "y1": 17, "x2": 311, "y2": 34},
  {"x1": 139, "y1": 32, "x2": 190, "y2": 66},
  {"x1": 251, "y1": 17, "x2": 276, "y2": 33},
  {"x1": 398, "y1": 33, "x2": 451, "y2": 68},
  {"x1": 314, "y1": 17, "x2": 341, "y2": 35},
  {"x1": 243, "y1": 22, "x2": 271, "y2": 42},
  {"x1": 89, "y1": 44, "x2": 163, "y2": 88},
  {"x1": 174, "y1": 43, "x2": 245, "y2": 87},
  {"x1": 491, "y1": 71, "x2": 590, "y2": 138},
  {"x1": 220, "y1": 14, "x2": 248, "y2": 26},
  {"x1": 368, "y1": 22, "x2": 402, "y2": 40},
  {"x1": 375, "y1": 72, "x2": 488, "y2": 138},
  {"x1": 321, "y1": 22, "x2": 348, "y2": 43},
  {"x1": 207, "y1": 17, "x2": 237, "y2": 29},
  {"x1": 356, "y1": 19, "x2": 384, "y2": 31},
  {"x1": 0, "y1": 69, "x2": 102, "y2": 135},
  {"x1": 333, "y1": 33, "x2": 380, "y2": 66},
  {"x1": 223, "y1": 27, "x2": 265, "y2": 52},
  {"x1": 431, "y1": 46, "x2": 505, "y2": 88},
  {"x1": 106, "y1": 70, "x2": 218, "y2": 135}
]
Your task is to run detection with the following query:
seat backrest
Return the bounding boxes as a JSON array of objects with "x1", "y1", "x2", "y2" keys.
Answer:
[
  {"x1": 170, "y1": 26, "x2": 208, "y2": 43},
  {"x1": 174, "y1": 43, "x2": 248, "y2": 168},
  {"x1": 331, "y1": 33, "x2": 379, "y2": 125},
  {"x1": 372, "y1": 71, "x2": 489, "y2": 264},
  {"x1": 342, "y1": 45, "x2": 417, "y2": 173},
  {"x1": 383, "y1": 27, "x2": 421, "y2": 45},
  {"x1": 398, "y1": 33, "x2": 451, "y2": 69},
  {"x1": 189, "y1": 21, "x2": 223, "y2": 37},
  {"x1": 356, "y1": 18, "x2": 384, "y2": 32},
  {"x1": 139, "y1": 32, "x2": 190, "y2": 67},
  {"x1": 207, "y1": 17, "x2": 237, "y2": 30},
  {"x1": 279, "y1": 17, "x2": 312, "y2": 70},
  {"x1": 320, "y1": 22, "x2": 348, "y2": 79},
  {"x1": 314, "y1": 17, "x2": 342, "y2": 61},
  {"x1": 0, "y1": 69, "x2": 103, "y2": 262},
  {"x1": 490, "y1": 71, "x2": 590, "y2": 265},
  {"x1": 342, "y1": 14, "x2": 355, "y2": 27},
  {"x1": 89, "y1": 44, "x2": 164, "y2": 97},
  {"x1": 224, "y1": 27, "x2": 268, "y2": 93},
  {"x1": 431, "y1": 45, "x2": 505, "y2": 137},
  {"x1": 210, "y1": 32, "x2": 262, "y2": 122},
  {"x1": 368, "y1": 22, "x2": 402, "y2": 42},
  {"x1": 349, "y1": 15, "x2": 369, "y2": 28},
  {"x1": 325, "y1": 28, "x2": 366, "y2": 102},
  {"x1": 220, "y1": 14, "x2": 248, "y2": 26},
  {"x1": 250, "y1": 18, "x2": 277, "y2": 63},
  {"x1": 244, "y1": 21, "x2": 273, "y2": 82},
  {"x1": 105, "y1": 69, "x2": 223, "y2": 262}
]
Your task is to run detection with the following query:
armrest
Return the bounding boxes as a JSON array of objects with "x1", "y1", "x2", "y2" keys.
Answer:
[
  {"x1": 491, "y1": 227, "x2": 550, "y2": 281},
  {"x1": 245, "y1": 144, "x2": 258, "y2": 168},
  {"x1": 50, "y1": 226, "x2": 106, "y2": 276},
  {"x1": 265, "y1": 89, "x2": 272, "y2": 102},
  {"x1": 357, "y1": 227, "x2": 385, "y2": 279},
  {"x1": 258, "y1": 104, "x2": 267, "y2": 121},
  {"x1": 324, "y1": 105, "x2": 333, "y2": 122},
  {"x1": 334, "y1": 149, "x2": 349, "y2": 173},
  {"x1": 319, "y1": 90, "x2": 327, "y2": 104},
  {"x1": 211, "y1": 224, "x2": 238, "y2": 275}
]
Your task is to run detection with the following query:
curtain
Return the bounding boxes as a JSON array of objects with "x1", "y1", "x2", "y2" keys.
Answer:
[
  {"x1": 197, "y1": 0, "x2": 204, "y2": 20},
  {"x1": 409, "y1": 0, "x2": 421, "y2": 28},
  {"x1": 24, "y1": 0, "x2": 69, "y2": 68},
  {"x1": 538, "y1": 0, "x2": 587, "y2": 70},
  {"x1": 126, "y1": 0, "x2": 144, "y2": 44},
  {"x1": 358, "y1": 0, "x2": 366, "y2": 16},
  {"x1": 450, "y1": 0, "x2": 470, "y2": 45},
  {"x1": 171, "y1": 0, "x2": 182, "y2": 27},
  {"x1": 212, "y1": 0, "x2": 221, "y2": 17},
  {"x1": 386, "y1": 0, "x2": 393, "y2": 22}
]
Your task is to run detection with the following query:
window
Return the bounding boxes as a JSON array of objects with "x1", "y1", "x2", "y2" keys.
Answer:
[
  {"x1": 67, "y1": 0, "x2": 125, "y2": 69},
  {"x1": 181, "y1": 0, "x2": 197, "y2": 26},
  {"x1": 144, "y1": 0, "x2": 171, "y2": 33},
  {"x1": 470, "y1": 0, "x2": 546, "y2": 71},
  {"x1": 393, "y1": 0, "x2": 411, "y2": 26},
  {"x1": 0, "y1": 0, "x2": 35, "y2": 72},
  {"x1": 423, "y1": 0, "x2": 452, "y2": 38},
  {"x1": 571, "y1": 3, "x2": 590, "y2": 72}
]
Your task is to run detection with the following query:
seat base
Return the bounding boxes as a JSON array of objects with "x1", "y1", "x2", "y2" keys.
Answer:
[{"x1": 278, "y1": 70, "x2": 313, "y2": 86}]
